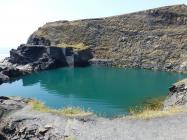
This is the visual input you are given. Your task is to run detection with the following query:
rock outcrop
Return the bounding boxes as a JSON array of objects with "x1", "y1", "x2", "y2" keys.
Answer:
[
  {"x1": 9, "y1": 44, "x2": 92, "y2": 69},
  {"x1": 0, "y1": 62, "x2": 27, "y2": 85},
  {"x1": 0, "y1": 96, "x2": 65, "y2": 139},
  {"x1": 0, "y1": 96, "x2": 94, "y2": 140},
  {"x1": 0, "y1": 44, "x2": 92, "y2": 84},
  {"x1": 164, "y1": 78, "x2": 187, "y2": 108},
  {"x1": 28, "y1": 4, "x2": 187, "y2": 72},
  {"x1": 0, "y1": 74, "x2": 9, "y2": 85}
]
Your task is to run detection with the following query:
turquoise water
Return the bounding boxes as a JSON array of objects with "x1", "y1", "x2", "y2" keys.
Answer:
[{"x1": 0, "y1": 67, "x2": 186, "y2": 117}]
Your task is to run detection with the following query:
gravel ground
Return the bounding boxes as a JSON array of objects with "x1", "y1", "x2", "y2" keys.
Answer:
[
  {"x1": 5, "y1": 106, "x2": 187, "y2": 140},
  {"x1": 1, "y1": 97, "x2": 187, "y2": 140}
]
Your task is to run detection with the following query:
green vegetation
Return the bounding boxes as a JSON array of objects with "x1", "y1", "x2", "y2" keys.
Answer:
[
  {"x1": 128, "y1": 96, "x2": 187, "y2": 119},
  {"x1": 57, "y1": 43, "x2": 88, "y2": 50},
  {"x1": 128, "y1": 96, "x2": 165, "y2": 115},
  {"x1": 29, "y1": 96, "x2": 187, "y2": 120},
  {"x1": 29, "y1": 100, "x2": 92, "y2": 117},
  {"x1": 128, "y1": 106, "x2": 187, "y2": 120}
]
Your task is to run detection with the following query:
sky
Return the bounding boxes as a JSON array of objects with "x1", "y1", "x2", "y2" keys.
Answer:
[{"x1": 0, "y1": 0, "x2": 187, "y2": 52}]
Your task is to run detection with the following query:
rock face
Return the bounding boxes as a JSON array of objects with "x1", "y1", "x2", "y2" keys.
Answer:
[
  {"x1": 0, "y1": 62, "x2": 26, "y2": 85},
  {"x1": 9, "y1": 45, "x2": 67, "y2": 71},
  {"x1": 0, "y1": 97, "x2": 65, "y2": 140},
  {"x1": 9, "y1": 44, "x2": 92, "y2": 69},
  {"x1": 89, "y1": 58, "x2": 113, "y2": 66},
  {"x1": 27, "y1": 36, "x2": 51, "y2": 46},
  {"x1": 28, "y1": 4, "x2": 187, "y2": 72},
  {"x1": 0, "y1": 97, "x2": 95, "y2": 140},
  {"x1": 0, "y1": 44, "x2": 92, "y2": 84},
  {"x1": 0, "y1": 74, "x2": 9, "y2": 85},
  {"x1": 164, "y1": 78, "x2": 187, "y2": 108}
]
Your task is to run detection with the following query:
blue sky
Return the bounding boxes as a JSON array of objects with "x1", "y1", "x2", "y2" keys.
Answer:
[{"x1": 0, "y1": 0, "x2": 187, "y2": 51}]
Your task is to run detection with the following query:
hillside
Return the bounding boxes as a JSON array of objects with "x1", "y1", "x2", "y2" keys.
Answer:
[{"x1": 24, "y1": 5, "x2": 187, "y2": 72}]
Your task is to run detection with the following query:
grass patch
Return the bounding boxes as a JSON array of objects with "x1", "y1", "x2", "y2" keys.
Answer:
[
  {"x1": 28, "y1": 100, "x2": 92, "y2": 117},
  {"x1": 128, "y1": 106, "x2": 187, "y2": 120},
  {"x1": 29, "y1": 100, "x2": 50, "y2": 112},
  {"x1": 128, "y1": 96, "x2": 165, "y2": 115},
  {"x1": 57, "y1": 43, "x2": 88, "y2": 50},
  {"x1": 128, "y1": 96, "x2": 187, "y2": 119}
]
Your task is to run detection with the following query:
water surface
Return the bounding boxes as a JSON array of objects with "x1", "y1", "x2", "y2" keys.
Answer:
[{"x1": 0, "y1": 67, "x2": 186, "y2": 117}]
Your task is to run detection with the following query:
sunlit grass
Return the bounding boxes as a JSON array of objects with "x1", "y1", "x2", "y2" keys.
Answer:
[
  {"x1": 57, "y1": 43, "x2": 88, "y2": 50},
  {"x1": 128, "y1": 96, "x2": 165, "y2": 114},
  {"x1": 128, "y1": 96, "x2": 187, "y2": 119},
  {"x1": 128, "y1": 106, "x2": 187, "y2": 120},
  {"x1": 28, "y1": 100, "x2": 92, "y2": 117},
  {"x1": 29, "y1": 96, "x2": 187, "y2": 120}
]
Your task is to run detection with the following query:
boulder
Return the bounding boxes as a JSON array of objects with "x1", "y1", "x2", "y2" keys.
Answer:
[
  {"x1": 0, "y1": 73, "x2": 9, "y2": 84},
  {"x1": 2, "y1": 67, "x2": 24, "y2": 78},
  {"x1": 164, "y1": 78, "x2": 187, "y2": 108},
  {"x1": 0, "y1": 97, "x2": 65, "y2": 140},
  {"x1": 9, "y1": 45, "x2": 48, "y2": 65}
]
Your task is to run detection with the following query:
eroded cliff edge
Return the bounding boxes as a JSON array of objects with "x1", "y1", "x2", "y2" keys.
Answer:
[{"x1": 28, "y1": 4, "x2": 187, "y2": 72}]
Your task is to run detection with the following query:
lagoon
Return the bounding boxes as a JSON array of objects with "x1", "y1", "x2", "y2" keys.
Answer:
[{"x1": 0, "y1": 66, "x2": 186, "y2": 117}]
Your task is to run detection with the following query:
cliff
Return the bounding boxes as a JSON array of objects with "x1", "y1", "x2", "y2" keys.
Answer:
[
  {"x1": 0, "y1": 44, "x2": 92, "y2": 84},
  {"x1": 28, "y1": 4, "x2": 187, "y2": 72}
]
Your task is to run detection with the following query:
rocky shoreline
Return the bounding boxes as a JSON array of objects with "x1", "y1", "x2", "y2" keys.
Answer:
[
  {"x1": 0, "y1": 78, "x2": 187, "y2": 140},
  {"x1": 0, "y1": 43, "x2": 93, "y2": 85}
]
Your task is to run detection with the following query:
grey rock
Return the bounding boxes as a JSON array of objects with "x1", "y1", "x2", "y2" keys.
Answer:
[
  {"x1": 0, "y1": 43, "x2": 92, "y2": 84},
  {"x1": 164, "y1": 78, "x2": 187, "y2": 108},
  {"x1": 0, "y1": 73, "x2": 9, "y2": 84},
  {"x1": 2, "y1": 67, "x2": 24, "y2": 78},
  {"x1": 27, "y1": 35, "x2": 51, "y2": 46},
  {"x1": 89, "y1": 58, "x2": 113, "y2": 66},
  {"x1": 0, "y1": 97, "x2": 66, "y2": 140},
  {"x1": 8, "y1": 44, "x2": 93, "y2": 70}
]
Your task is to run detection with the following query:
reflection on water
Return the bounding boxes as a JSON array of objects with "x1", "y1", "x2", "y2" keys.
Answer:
[{"x1": 0, "y1": 66, "x2": 186, "y2": 117}]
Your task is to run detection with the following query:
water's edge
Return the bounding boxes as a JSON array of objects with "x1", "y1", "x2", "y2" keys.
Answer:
[{"x1": 1, "y1": 66, "x2": 186, "y2": 117}]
